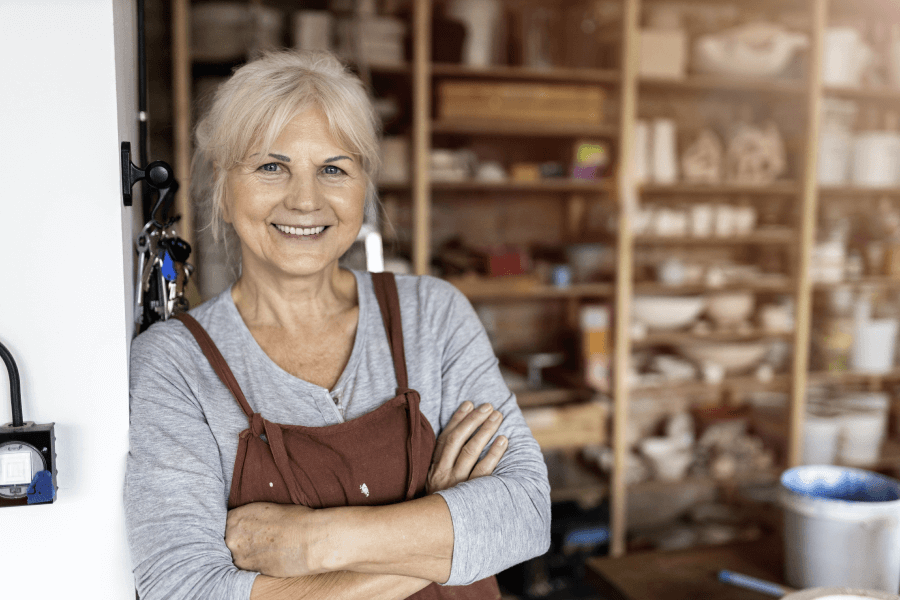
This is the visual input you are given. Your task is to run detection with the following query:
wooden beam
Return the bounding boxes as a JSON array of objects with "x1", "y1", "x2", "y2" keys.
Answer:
[
  {"x1": 172, "y1": 0, "x2": 192, "y2": 248},
  {"x1": 610, "y1": 0, "x2": 641, "y2": 558},
  {"x1": 788, "y1": 0, "x2": 828, "y2": 468},
  {"x1": 412, "y1": 0, "x2": 431, "y2": 275}
]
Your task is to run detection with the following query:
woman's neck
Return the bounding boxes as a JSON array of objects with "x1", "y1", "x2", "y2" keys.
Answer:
[{"x1": 231, "y1": 263, "x2": 357, "y2": 332}]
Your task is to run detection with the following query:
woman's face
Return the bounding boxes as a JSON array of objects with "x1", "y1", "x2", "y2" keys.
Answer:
[{"x1": 223, "y1": 108, "x2": 367, "y2": 280}]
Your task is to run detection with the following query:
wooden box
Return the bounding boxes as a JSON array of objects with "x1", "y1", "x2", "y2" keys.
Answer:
[
  {"x1": 522, "y1": 401, "x2": 608, "y2": 450},
  {"x1": 437, "y1": 81, "x2": 605, "y2": 125}
]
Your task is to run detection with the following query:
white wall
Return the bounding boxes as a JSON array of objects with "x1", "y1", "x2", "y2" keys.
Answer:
[{"x1": 0, "y1": 0, "x2": 137, "y2": 595}]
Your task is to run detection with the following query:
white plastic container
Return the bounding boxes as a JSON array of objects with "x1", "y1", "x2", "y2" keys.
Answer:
[
  {"x1": 851, "y1": 318, "x2": 899, "y2": 374},
  {"x1": 852, "y1": 132, "x2": 900, "y2": 187},
  {"x1": 780, "y1": 466, "x2": 900, "y2": 593}
]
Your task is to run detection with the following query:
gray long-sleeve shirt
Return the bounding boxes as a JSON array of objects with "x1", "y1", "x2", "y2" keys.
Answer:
[{"x1": 124, "y1": 270, "x2": 551, "y2": 600}]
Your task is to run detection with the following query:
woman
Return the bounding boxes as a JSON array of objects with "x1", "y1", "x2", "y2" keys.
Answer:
[{"x1": 124, "y1": 50, "x2": 550, "y2": 600}]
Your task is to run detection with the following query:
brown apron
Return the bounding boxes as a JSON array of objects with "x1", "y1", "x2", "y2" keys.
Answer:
[{"x1": 174, "y1": 272, "x2": 501, "y2": 599}]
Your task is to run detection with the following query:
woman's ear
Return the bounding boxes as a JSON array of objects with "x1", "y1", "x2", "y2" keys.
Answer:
[{"x1": 216, "y1": 163, "x2": 233, "y2": 224}]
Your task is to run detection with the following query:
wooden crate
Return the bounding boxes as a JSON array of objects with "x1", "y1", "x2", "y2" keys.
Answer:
[
  {"x1": 522, "y1": 401, "x2": 609, "y2": 450},
  {"x1": 437, "y1": 80, "x2": 605, "y2": 125}
]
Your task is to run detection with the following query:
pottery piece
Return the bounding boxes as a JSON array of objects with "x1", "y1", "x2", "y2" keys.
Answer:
[
  {"x1": 446, "y1": 0, "x2": 502, "y2": 67},
  {"x1": 651, "y1": 119, "x2": 679, "y2": 184},
  {"x1": 689, "y1": 204, "x2": 715, "y2": 237},
  {"x1": 682, "y1": 129, "x2": 724, "y2": 184},
  {"x1": 725, "y1": 121, "x2": 787, "y2": 185},
  {"x1": 692, "y1": 22, "x2": 808, "y2": 78},
  {"x1": 640, "y1": 437, "x2": 694, "y2": 481},
  {"x1": 632, "y1": 295, "x2": 706, "y2": 330},
  {"x1": 706, "y1": 291, "x2": 755, "y2": 328},
  {"x1": 851, "y1": 132, "x2": 900, "y2": 187},
  {"x1": 822, "y1": 26, "x2": 875, "y2": 87},
  {"x1": 679, "y1": 341, "x2": 770, "y2": 374}
]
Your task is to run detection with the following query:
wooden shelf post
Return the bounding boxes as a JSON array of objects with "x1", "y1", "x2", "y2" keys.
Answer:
[
  {"x1": 610, "y1": 0, "x2": 642, "y2": 558},
  {"x1": 789, "y1": 0, "x2": 829, "y2": 468},
  {"x1": 412, "y1": 0, "x2": 432, "y2": 275},
  {"x1": 172, "y1": 0, "x2": 192, "y2": 249}
]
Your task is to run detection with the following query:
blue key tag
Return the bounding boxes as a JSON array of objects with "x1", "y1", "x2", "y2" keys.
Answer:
[
  {"x1": 26, "y1": 470, "x2": 55, "y2": 504},
  {"x1": 161, "y1": 250, "x2": 178, "y2": 282}
]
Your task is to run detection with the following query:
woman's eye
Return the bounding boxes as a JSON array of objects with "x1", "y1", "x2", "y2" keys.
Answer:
[
  {"x1": 322, "y1": 165, "x2": 345, "y2": 176},
  {"x1": 259, "y1": 163, "x2": 280, "y2": 173}
]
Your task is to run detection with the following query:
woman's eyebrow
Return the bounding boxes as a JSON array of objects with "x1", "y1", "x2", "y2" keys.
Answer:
[
  {"x1": 268, "y1": 153, "x2": 291, "y2": 162},
  {"x1": 325, "y1": 155, "x2": 353, "y2": 163}
]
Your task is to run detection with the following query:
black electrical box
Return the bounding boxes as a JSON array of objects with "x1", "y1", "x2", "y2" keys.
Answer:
[{"x1": 0, "y1": 341, "x2": 57, "y2": 507}]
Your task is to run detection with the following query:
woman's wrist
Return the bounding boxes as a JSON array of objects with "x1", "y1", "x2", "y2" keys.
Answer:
[{"x1": 311, "y1": 496, "x2": 453, "y2": 582}]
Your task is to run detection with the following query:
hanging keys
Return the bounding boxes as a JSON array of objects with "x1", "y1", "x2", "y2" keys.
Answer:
[{"x1": 135, "y1": 219, "x2": 194, "y2": 331}]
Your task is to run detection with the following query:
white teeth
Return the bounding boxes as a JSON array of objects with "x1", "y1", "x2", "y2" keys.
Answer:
[{"x1": 276, "y1": 224, "x2": 325, "y2": 236}]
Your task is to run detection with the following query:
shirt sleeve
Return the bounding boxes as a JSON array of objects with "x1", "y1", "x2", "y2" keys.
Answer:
[
  {"x1": 124, "y1": 323, "x2": 258, "y2": 600},
  {"x1": 425, "y1": 278, "x2": 552, "y2": 586}
]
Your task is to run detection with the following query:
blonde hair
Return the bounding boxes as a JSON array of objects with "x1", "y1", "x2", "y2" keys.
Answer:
[{"x1": 192, "y1": 50, "x2": 381, "y2": 247}]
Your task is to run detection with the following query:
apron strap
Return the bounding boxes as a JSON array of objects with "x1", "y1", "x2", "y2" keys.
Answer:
[
  {"x1": 371, "y1": 272, "x2": 410, "y2": 393},
  {"x1": 260, "y1": 416, "x2": 312, "y2": 506},
  {"x1": 173, "y1": 313, "x2": 255, "y2": 420},
  {"x1": 405, "y1": 392, "x2": 423, "y2": 500}
]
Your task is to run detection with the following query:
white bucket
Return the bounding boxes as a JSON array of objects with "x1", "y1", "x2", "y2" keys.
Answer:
[
  {"x1": 851, "y1": 319, "x2": 899, "y2": 374},
  {"x1": 781, "y1": 466, "x2": 900, "y2": 593}
]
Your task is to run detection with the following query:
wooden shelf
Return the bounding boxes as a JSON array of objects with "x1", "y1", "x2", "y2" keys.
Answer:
[
  {"x1": 634, "y1": 228, "x2": 794, "y2": 246},
  {"x1": 807, "y1": 368, "x2": 900, "y2": 386},
  {"x1": 382, "y1": 180, "x2": 614, "y2": 194},
  {"x1": 459, "y1": 282, "x2": 616, "y2": 302},
  {"x1": 641, "y1": 74, "x2": 807, "y2": 96},
  {"x1": 814, "y1": 277, "x2": 900, "y2": 289},
  {"x1": 634, "y1": 279, "x2": 793, "y2": 295},
  {"x1": 432, "y1": 179, "x2": 613, "y2": 193},
  {"x1": 819, "y1": 185, "x2": 900, "y2": 197},
  {"x1": 432, "y1": 119, "x2": 619, "y2": 138},
  {"x1": 633, "y1": 329, "x2": 794, "y2": 348},
  {"x1": 824, "y1": 85, "x2": 900, "y2": 103},
  {"x1": 515, "y1": 387, "x2": 593, "y2": 407},
  {"x1": 432, "y1": 63, "x2": 620, "y2": 85},
  {"x1": 640, "y1": 181, "x2": 800, "y2": 196},
  {"x1": 630, "y1": 374, "x2": 792, "y2": 397}
]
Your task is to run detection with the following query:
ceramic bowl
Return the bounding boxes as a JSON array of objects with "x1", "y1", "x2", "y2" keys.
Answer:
[
  {"x1": 633, "y1": 296, "x2": 707, "y2": 330},
  {"x1": 706, "y1": 292, "x2": 755, "y2": 328},
  {"x1": 679, "y1": 341, "x2": 770, "y2": 374}
]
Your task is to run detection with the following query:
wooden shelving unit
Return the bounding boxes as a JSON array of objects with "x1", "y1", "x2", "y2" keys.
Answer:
[
  {"x1": 431, "y1": 119, "x2": 620, "y2": 138},
  {"x1": 634, "y1": 228, "x2": 796, "y2": 246},
  {"x1": 171, "y1": 0, "x2": 900, "y2": 561},
  {"x1": 640, "y1": 181, "x2": 801, "y2": 195},
  {"x1": 640, "y1": 74, "x2": 808, "y2": 96}
]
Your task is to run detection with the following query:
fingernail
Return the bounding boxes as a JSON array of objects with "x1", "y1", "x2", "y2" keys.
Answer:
[
  {"x1": 489, "y1": 411, "x2": 501, "y2": 422},
  {"x1": 460, "y1": 401, "x2": 473, "y2": 413},
  {"x1": 479, "y1": 404, "x2": 493, "y2": 413},
  {"x1": 497, "y1": 436, "x2": 507, "y2": 446}
]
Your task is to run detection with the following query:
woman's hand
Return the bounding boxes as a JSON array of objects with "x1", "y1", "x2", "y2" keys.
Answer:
[
  {"x1": 426, "y1": 402, "x2": 508, "y2": 494},
  {"x1": 226, "y1": 502, "x2": 318, "y2": 577}
]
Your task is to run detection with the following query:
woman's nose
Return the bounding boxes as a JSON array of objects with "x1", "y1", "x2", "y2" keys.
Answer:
[{"x1": 283, "y1": 177, "x2": 323, "y2": 211}]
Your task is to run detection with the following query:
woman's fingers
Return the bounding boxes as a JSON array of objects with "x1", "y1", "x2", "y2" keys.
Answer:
[
  {"x1": 432, "y1": 401, "x2": 473, "y2": 459},
  {"x1": 434, "y1": 403, "x2": 495, "y2": 475},
  {"x1": 451, "y1": 409, "x2": 504, "y2": 479},
  {"x1": 469, "y1": 436, "x2": 508, "y2": 479}
]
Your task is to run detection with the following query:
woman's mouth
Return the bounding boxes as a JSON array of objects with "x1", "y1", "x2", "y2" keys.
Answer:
[{"x1": 273, "y1": 224, "x2": 328, "y2": 239}]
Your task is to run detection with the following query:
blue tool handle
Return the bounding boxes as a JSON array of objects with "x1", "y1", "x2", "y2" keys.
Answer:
[{"x1": 717, "y1": 570, "x2": 788, "y2": 597}]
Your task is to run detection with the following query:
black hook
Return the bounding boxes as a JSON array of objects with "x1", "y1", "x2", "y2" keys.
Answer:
[
  {"x1": 0, "y1": 340, "x2": 24, "y2": 428},
  {"x1": 121, "y1": 141, "x2": 175, "y2": 207},
  {"x1": 151, "y1": 180, "x2": 180, "y2": 228}
]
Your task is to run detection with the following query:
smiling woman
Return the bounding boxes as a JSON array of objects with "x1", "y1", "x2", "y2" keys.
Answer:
[{"x1": 124, "y1": 50, "x2": 551, "y2": 600}]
